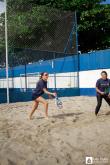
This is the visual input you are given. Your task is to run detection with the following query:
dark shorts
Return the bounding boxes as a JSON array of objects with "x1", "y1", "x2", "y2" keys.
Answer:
[{"x1": 32, "y1": 93, "x2": 41, "y2": 100}]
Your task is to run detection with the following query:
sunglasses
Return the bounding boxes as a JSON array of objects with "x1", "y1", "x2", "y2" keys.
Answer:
[{"x1": 44, "y1": 74, "x2": 48, "y2": 76}]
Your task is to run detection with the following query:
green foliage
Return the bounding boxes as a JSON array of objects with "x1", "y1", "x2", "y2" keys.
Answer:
[
  {"x1": 79, "y1": 5, "x2": 110, "y2": 31},
  {"x1": 78, "y1": 4, "x2": 110, "y2": 51},
  {"x1": 7, "y1": 0, "x2": 65, "y2": 47},
  {"x1": 0, "y1": 0, "x2": 110, "y2": 53}
]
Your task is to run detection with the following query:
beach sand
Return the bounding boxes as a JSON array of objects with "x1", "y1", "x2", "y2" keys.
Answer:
[{"x1": 0, "y1": 96, "x2": 110, "y2": 165}]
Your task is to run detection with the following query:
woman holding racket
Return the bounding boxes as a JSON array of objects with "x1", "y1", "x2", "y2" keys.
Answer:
[
  {"x1": 95, "y1": 71, "x2": 110, "y2": 116},
  {"x1": 29, "y1": 72, "x2": 56, "y2": 119}
]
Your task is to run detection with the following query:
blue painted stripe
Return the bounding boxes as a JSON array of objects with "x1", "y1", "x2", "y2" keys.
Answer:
[
  {"x1": 0, "y1": 55, "x2": 78, "y2": 78},
  {"x1": 0, "y1": 68, "x2": 13, "y2": 78},
  {"x1": 79, "y1": 49, "x2": 110, "y2": 71},
  {"x1": 0, "y1": 49, "x2": 110, "y2": 78},
  {"x1": 80, "y1": 88, "x2": 96, "y2": 96},
  {"x1": 0, "y1": 89, "x2": 7, "y2": 103},
  {"x1": 0, "y1": 88, "x2": 80, "y2": 103}
]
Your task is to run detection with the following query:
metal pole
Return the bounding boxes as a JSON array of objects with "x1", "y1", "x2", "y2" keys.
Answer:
[
  {"x1": 75, "y1": 11, "x2": 78, "y2": 55},
  {"x1": 4, "y1": 0, "x2": 9, "y2": 103},
  {"x1": 75, "y1": 11, "x2": 80, "y2": 93},
  {"x1": 53, "y1": 52, "x2": 56, "y2": 90},
  {"x1": 24, "y1": 64, "x2": 27, "y2": 90},
  {"x1": 52, "y1": 52, "x2": 56, "y2": 91}
]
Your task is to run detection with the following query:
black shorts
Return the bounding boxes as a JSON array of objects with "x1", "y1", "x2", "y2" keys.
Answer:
[{"x1": 32, "y1": 93, "x2": 41, "y2": 100}]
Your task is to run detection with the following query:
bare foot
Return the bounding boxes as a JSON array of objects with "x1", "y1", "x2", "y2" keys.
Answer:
[
  {"x1": 29, "y1": 115, "x2": 33, "y2": 120},
  {"x1": 45, "y1": 116, "x2": 49, "y2": 119}
]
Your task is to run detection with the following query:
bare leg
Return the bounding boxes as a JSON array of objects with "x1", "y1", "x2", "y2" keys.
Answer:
[
  {"x1": 29, "y1": 100, "x2": 39, "y2": 120},
  {"x1": 36, "y1": 96, "x2": 48, "y2": 118}
]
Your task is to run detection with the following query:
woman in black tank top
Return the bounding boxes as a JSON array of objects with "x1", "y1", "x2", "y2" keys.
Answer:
[{"x1": 29, "y1": 72, "x2": 56, "y2": 120}]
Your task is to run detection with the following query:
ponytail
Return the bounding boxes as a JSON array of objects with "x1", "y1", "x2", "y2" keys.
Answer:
[{"x1": 39, "y1": 72, "x2": 44, "y2": 79}]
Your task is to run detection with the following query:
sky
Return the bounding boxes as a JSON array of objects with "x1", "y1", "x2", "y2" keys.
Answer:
[
  {"x1": 0, "y1": 0, "x2": 110, "y2": 14},
  {"x1": 0, "y1": 1, "x2": 5, "y2": 14},
  {"x1": 101, "y1": 0, "x2": 110, "y2": 4}
]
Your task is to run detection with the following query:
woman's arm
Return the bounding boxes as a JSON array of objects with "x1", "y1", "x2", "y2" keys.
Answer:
[
  {"x1": 43, "y1": 88, "x2": 56, "y2": 97},
  {"x1": 96, "y1": 87, "x2": 104, "y2": 95},
  {"x1": 48, "y1": 94, "x2": 54, "y2": 99}
]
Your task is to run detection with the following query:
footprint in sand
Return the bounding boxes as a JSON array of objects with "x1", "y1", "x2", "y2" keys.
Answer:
[
  {"x1": 105, "y1": 111, "x2": 110, "y2": 115},
  {"x1": 8, "y1": 159, "x2": 16, "y2": 165},
  {"x1": 51, "y1": 119, "x2": 56, "y2": 123},
  {"x1": 72, "y1": 116, "x2": 79, "y2": 123},
  {"x1": 48, "y1": 129, "x2": 51, "y2": 133},
  {"x1": 56, "y1": 157, "x2": 60, "y2": 164}
]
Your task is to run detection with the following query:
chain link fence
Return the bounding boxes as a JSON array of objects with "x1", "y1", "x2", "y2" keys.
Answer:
[
  {"x1": 0, "y1": 0, "x2": 78, "y2": 67},
  {"x1": 0, "y1": 0, "x2": 79, "y2": 103}
]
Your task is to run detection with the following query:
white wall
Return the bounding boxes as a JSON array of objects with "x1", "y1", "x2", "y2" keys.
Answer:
[
  {"x1": 0, "y1": 72, "x2": 78, "y2": 89},
  {"x1": 1, "y1": 69, "x2": 110, "y2": 89},
  {"x1": 79, "y1": 69, "x2": 110, "y2": 88}
]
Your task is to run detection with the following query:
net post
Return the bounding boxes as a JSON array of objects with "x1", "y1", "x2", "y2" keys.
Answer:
[{"x1": 5, "y1": 0, "x2": 9, "y2": 103}]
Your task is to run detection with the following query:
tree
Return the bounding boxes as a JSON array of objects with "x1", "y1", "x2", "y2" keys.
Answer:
[
  {"x1": 0, "y1": 0, "x2": 109, "y2": 56},
  {"x1": 30, "y1": 0, "x2": 110, "y2": 52},
  {"x1": 78, "y1": 4, "x2": 110, "y2": 52}
]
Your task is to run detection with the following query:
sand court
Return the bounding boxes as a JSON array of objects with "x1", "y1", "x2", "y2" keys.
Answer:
[{"x1": 0, "y1": 96, "x2": 110, "y2": 165}]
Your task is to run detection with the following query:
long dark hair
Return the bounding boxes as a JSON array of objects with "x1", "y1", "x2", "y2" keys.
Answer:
[
  {"x1": 39, "y1": 72, "x2": 48, "y2": 79},
  {"x1": 101, "y1": 71, "x2": 108, "y2": 77},
  {"x1": 39, "y1": 72, "x2": 45, "y2": 79}
]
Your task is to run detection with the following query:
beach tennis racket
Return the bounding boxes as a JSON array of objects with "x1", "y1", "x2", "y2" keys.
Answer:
[
  {"x1": 107, "y1": 87, "x2": 110, "y2": 98},
  {"x1": 104, "y1": 87, "x2": 110, "y2": 97},
  {"x1": 55, "y1": 96, "x2": 63, "y2": 109}
]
